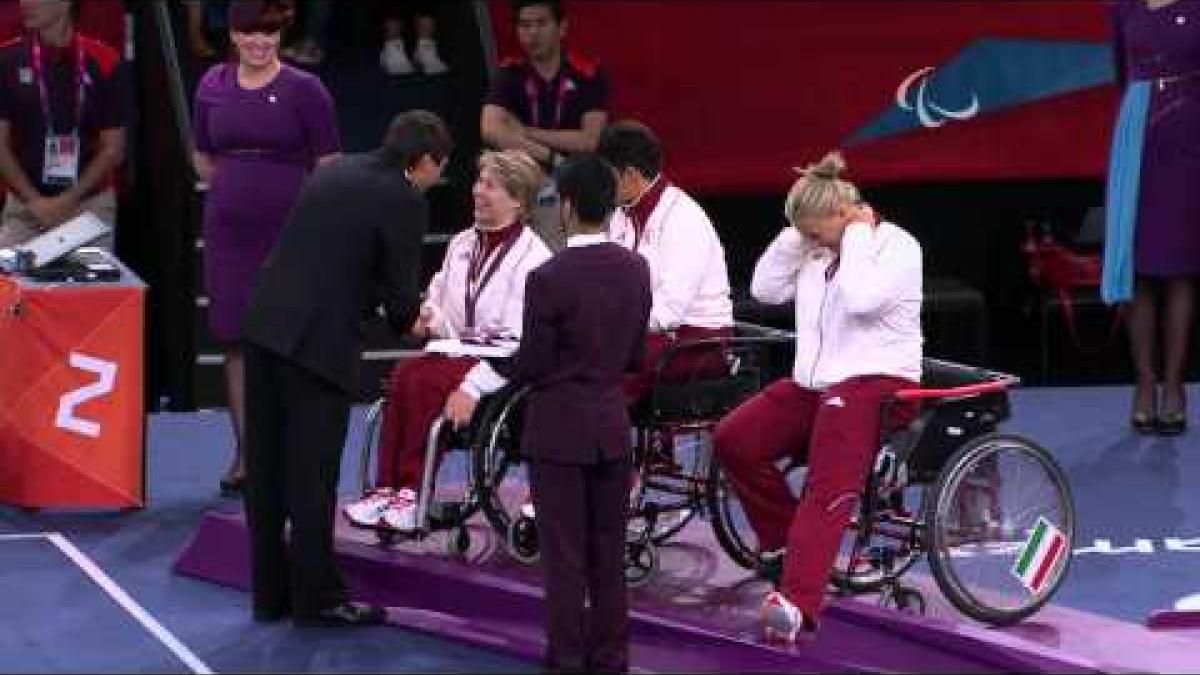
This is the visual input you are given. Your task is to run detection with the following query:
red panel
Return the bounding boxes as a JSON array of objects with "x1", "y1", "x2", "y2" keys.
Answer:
[
  {"x1": 489, "y1": 1, "x2": 1116, "y2": 192},
  {"x1": 0, "y1": 1, "x2": 126, "y2": 48}
]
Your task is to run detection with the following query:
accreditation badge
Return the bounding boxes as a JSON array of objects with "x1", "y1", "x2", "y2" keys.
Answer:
[{"x1": 43, "y1": 133, "x2": 80, "y2": 186}]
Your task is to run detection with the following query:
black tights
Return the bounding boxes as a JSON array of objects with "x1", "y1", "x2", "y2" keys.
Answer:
[{"x1": 1128, "y1": 276, "x2": 1195, "y2": 414}]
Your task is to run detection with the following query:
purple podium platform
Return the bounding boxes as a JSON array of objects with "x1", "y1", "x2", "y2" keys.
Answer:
[{"x1": 174, "y1": 507, "x2": 1200, "y2": 673}]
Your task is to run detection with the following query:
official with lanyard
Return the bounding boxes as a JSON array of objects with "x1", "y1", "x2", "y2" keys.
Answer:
[
  {"x1": 0, "y1": 0, "x2": 127, "y2": 250},
  {"x1": 481, "y1": 0, "x2": 610, "y2": 252}
]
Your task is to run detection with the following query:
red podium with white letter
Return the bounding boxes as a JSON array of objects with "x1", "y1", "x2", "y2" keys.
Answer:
[{"x1": 0, "y1": 255, "x2": 145, "y2": 508}]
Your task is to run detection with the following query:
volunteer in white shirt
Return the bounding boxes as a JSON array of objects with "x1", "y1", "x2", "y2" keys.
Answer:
[
  {"x1": 595, "y1": 120, "x2": 734, "y2": 403},
  {"x1": 713, "y1": 151, "x2": 923, "y2": 642},
  {"x1": 344, "y1": 149, "x2": 552, "y2": 532}
]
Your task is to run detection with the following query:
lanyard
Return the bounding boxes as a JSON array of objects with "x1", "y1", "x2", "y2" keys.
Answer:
[
  {"x1": 825, "y1": 256, "x2": 840, "y2": 282},
  {"x1": 627, "y1": 185, "x2": 677, "y2": 253},
  {"x1": 524, "y1": 70, "x2": 571, "y2": 129},
  {"x1": 30, "y1": 34, "x2": 87, "y2": 136},
  {"x1": 464, "y1": 230, "x2": 520, "y2": 329}
]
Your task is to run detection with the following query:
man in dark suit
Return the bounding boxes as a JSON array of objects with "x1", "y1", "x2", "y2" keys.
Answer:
[
  {"x1": 240, "y1": 110, "x2": 452, "y2": 627},
  {"x1": 446, "y1": 154, "x2": 652, "y2": 672}
]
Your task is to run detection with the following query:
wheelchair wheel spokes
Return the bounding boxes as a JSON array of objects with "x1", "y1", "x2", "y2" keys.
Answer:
[
  {"x1": 647, "y1": 503, "x2": 697, "y2": 544},
  {"x1": 636, "y1": 430, "x2": 710, "y2": 544},
  {"x1": 927, "y1": 433, "x2": 1075, "y2": 626},
  {"x1": 472, "y1": 392, "x2": 532, "y2": 546},
  {"x1": 832, "y1": 492, "x2": 925, "y2": 594},
  {"x1": 706, "y1": 460, "x2": 760, "y2": 570},
  {"x1": 358, "y1": 399, "x2": 386, "y2": 495},
  {"x1": 630, "y1": 488, "x2": 698, "y2": 545}
]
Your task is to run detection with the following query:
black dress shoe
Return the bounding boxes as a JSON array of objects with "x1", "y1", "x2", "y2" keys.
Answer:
[
  {"x1": 1132, "y1": 411, "x2": 1159, "y2": 435},
  {"x1": 1157, "y1": 411, "x2": 1187, "y2": 436},
  {"x1": 293, "y1": 601, "x2": 386, "y2": 627}
]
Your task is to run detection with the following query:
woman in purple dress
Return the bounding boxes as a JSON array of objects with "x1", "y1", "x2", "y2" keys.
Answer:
[
  {"x1": 193, "y1": 0, "x2": 340, "y2": 492},
  {"x1": 1108, "y1": 0, "x2": 1200, "y2": 435}
]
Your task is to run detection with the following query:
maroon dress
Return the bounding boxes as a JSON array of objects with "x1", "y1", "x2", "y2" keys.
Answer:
[
  {"x1": 1113, "y1": 0, "x2": 1200, "y2": 276},
  {"x1": 194, "y1": 63, "x2": 340, "y2": 342}
]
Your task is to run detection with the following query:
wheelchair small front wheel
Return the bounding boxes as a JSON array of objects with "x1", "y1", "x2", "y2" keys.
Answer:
[
  {"x1": 375, "y1": 528, "x2": 400, "y2": 548},
  {"x1": 880, "y1": 584, "x2": 927, "y2": 617},
  {"x1": 507, "y1": 515, "x2": 540, "y2": 565},
  {"x1": 447, "y1": 527, "x2": 471, "y2": 558},
  {"x1": 624, "y1": 541, "x2": 659, "y2": 588},
  {"x1": 926, "y1": 433, "x2": 1075, "y2": 626}
]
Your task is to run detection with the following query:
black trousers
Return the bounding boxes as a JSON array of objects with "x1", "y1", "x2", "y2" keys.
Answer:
[
  {"x1": 243, "y1": 342, "x2": 352, "y2": 617},
  {"x1": 529, "y1": 456, "x2": 632, "y2": 674}
]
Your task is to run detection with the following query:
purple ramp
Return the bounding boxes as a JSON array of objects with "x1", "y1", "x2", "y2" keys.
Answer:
[{"x1": 174, "y1": 509, "x2": 1117, "y2": 673}]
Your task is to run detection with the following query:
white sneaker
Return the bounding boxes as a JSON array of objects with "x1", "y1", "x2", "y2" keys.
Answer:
[
  {"x1": 380, "y1": 39, "x2": 414, "y2": 76},
  {"x1": 380, "y1": 488, "x2": 419, "y2": 531},
  {"x1": 519, "y1": 502, "x2": 536, "y2": 520},
  {"x1": 413, "y1": 37, "x2": 449, "y2": 75},
  {"x1": 761, "y1": 591, "x2": 812, "y2": 644},
  {"x1": 343, "y1": 488, "x2": 395, "y2": 528}
]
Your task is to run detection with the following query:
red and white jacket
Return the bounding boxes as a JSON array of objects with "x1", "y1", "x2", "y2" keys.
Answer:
[
  {"x1": 751, "y1": 221, "x2": 923, "y2": 390},
  {"x1": 423, "y1": 224, "x2": 552, "y2": 390},
  {"x1": 608, "y1": 182, "x2": 733, "y2": 331}
]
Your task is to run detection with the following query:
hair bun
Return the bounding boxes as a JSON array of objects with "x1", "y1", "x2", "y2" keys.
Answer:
[{"x1": 797, "y1": 151, "x2": 847, "y2": 181}]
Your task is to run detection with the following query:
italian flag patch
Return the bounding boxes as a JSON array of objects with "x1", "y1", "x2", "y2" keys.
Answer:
[{"x1": 1012, "y1": 517, "x2": 1068, "y2": 594}]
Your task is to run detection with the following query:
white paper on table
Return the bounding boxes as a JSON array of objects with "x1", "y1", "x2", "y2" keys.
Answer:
[{"x1": 423, "y1": 337, "x2": 519, "y2": 359}]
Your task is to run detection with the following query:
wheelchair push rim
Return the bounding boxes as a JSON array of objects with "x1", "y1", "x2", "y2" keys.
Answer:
[
  {"x1": 925, "y1": 432, "x2": 1075, "y2": 626},
  {"x1": 472, "y1": 387, "x2": 534, "y2": 547}
]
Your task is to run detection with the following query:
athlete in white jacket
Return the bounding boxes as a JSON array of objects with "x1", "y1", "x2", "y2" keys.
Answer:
[
  {"x1": 713, "y1": 152, "x2": 923, "y2": 642},
  {"x1": 596, "y1": 120, "x2": 734, "y2": 403},
  {"x1": 344, "y1": 150, "x2": 552, "y2": 532}
]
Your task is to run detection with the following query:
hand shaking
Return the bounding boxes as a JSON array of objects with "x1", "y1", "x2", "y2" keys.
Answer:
[{"x1": 411, "y1": 304, "x2": 435, "y2": 339}]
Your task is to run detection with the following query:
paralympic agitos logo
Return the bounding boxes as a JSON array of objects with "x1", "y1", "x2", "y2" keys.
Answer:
[
  {"x1": 894, "y1": 66, "x2": 980, "y2": 128},
  {"x1": 844, "y1": 39, "x2": 1116, "y2": 146}
]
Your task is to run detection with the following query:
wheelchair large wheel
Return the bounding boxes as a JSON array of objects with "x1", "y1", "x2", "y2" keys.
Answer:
[
  {"x1": 471, "y1": 388, "x2": 534, "y2": 547},
  {"x1": 925, "y1": 433, "x2": 1075, "y2": 626},
  {"x1": 706, "y1": 460, "x2": 760, "y2": 570}
]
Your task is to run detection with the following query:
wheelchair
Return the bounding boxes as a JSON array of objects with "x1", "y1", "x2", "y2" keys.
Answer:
[
  {"x1": 354, "y1": 387, "x2": 520, "y2": 556},
  {"x1": 355, "y1": 373, "x2": 570, "y2": 558},
  {"x1": 708, "y1": 357, "x2": 1076, "y2": 626},
  {"x1": 474, "y1": 323, "x2": 790, "y2": 586}
]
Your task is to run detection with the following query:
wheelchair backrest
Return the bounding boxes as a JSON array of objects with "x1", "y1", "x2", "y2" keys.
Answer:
[
  {"x1": 644, "y1": 336, "x2": 778, "y2": 425},
  {"x1": 897, "y1": 370, "x2": 1012, "y2": 484},
  {"x1": 647, "y1": 363, "x2": 763, "y2": 425}
]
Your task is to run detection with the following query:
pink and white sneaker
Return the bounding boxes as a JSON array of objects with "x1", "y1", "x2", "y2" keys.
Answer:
[
  {"x1": 761, "y1": 591, "x2": 816, "y2": 644},
  {"x1": 379, "y1": 488, "x2": 420, "y2": 532},
  {"x1": 343, "y1": 488, "x2": 396, "y2": 528}
]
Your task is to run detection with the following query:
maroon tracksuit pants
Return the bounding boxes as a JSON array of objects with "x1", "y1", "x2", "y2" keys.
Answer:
[
  {"x1": 377, "y1": 355, "x2": 477, "y2": 490},
  {"x1": 713, "y1": 375, "x2": 916, "y2": 620}
]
